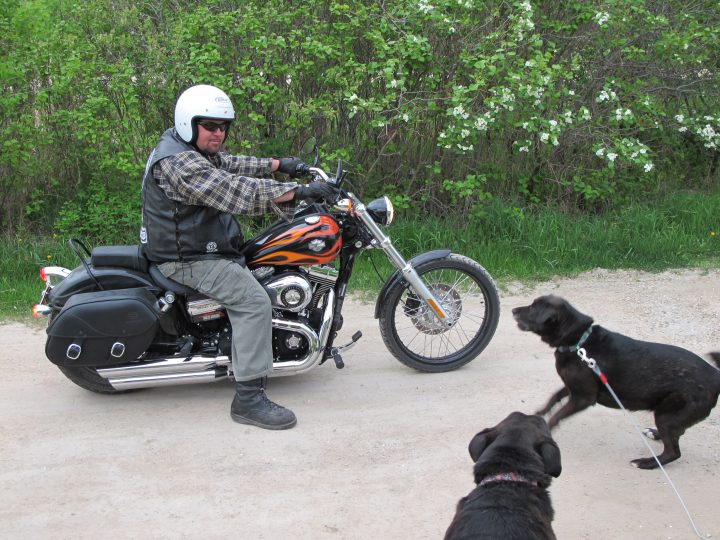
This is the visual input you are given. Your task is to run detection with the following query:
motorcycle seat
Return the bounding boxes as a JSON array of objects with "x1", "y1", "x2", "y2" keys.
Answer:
[
  {"x1": 148, "y1": 264, "x2": 197, "y2": 296},
  {"x1": 91, "y1": 245, "x2": 148, "y2": 273}
]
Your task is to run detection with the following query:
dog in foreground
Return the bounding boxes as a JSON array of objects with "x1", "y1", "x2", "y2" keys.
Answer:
[
  {"x1": 512, "y1": 294, "x2": 720, "y2": 469},
  {"x1": 445, "y1": 411, "x2": 562, "y2": 540}
]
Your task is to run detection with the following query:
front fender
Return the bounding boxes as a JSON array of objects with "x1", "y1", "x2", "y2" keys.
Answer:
[{"x1": 373, "y1": 249, "x2": 451, "y2": 319}]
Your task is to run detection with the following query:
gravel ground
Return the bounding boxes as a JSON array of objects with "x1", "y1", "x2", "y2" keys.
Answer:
[{"x1": 1, "y1": 267, "x2": 719, "y2": 539}]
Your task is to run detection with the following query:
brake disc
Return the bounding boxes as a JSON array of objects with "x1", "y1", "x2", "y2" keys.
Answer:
[{"x1": 404, "y1": 284, "x2": 462, "y2": 335}]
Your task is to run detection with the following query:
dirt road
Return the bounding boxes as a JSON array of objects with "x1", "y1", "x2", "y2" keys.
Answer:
[{"x1": 2, "y1": 268, "x2": 719, "y2": 539}]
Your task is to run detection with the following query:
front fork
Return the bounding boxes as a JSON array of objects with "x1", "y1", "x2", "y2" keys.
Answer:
[{"x1": 353, "y1": 200, "x2": 453, "y2": 327}]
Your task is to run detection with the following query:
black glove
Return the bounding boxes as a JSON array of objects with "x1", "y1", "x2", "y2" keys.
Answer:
[
  {"x1": 294, "y1": 181, "x2": 338, "y2": 203},
  {"x1": 277, "y1": 157, "x2": 309, "y2": 178}
]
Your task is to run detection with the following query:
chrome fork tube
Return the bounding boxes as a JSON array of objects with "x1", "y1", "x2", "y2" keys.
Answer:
[{"x1": 352, "y1": 199, "x2": 453, "y2": 327}]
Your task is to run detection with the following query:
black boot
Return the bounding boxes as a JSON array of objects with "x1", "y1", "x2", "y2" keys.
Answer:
[{"x1": 230, "y1": 378, "x2": 297, "y2": 430}]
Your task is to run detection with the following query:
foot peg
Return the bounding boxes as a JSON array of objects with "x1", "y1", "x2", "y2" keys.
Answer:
[
  {"x1": 329, "y1": 331, "x2": 362, "y2": 369},
  {"x1": 179, "y1": 336, "x2": 196, "y2": 356}
]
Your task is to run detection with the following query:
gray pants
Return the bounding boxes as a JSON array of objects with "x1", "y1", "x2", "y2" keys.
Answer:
[{"x1": 158, "y1": 259, "x2": 272, "y2": 381}]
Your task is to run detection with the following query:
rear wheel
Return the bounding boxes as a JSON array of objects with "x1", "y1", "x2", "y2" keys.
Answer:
[
  {"x1": 378, "y1": 253, "x2": 500, "y2": 372},
  {"x1": 56, "y1": 366, "x2": 126, "y2": 394}
]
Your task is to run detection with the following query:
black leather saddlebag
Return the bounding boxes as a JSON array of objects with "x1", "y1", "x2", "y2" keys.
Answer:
[{"x1": 46, "y1": 288, "x2": 159, "y2": 367}]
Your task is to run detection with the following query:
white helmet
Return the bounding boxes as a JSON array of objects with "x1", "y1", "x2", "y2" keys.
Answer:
[{"x1": 174, "y1": 84, "x2": 235, "y2": 143}]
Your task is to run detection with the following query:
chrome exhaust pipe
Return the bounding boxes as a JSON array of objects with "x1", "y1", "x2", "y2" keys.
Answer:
[
  {"x1": 98, "y1": 355, "x2": 231, "y2": 378},
  {"x1": 97, "y1": 289, "x2": 336, "y2": 389},
  {"x1": 270, "y1": 289, "x2": 335, "y2": 376},
  {"x1": 109, "y1": 369, "x2": 227, "y2": 391}
]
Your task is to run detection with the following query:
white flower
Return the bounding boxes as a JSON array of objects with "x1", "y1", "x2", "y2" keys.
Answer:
[
  {"x1": 549, "y1": 119, "x2": 558, "y2": 128},
  {"x1": 474, "y1": 117, "x2": 488, "y2": 131},
  {"x1": 552, "y1": 137, "x2": 559, "y2": 146},
  {"x1": 402, "y1": 113, "x2": 410, "y2": 122},
  {"x1": 519, "y1": 146, "x2": 530, "y2": 152},
  {"x1": 460, "y1": 129, "x2": 470, "y2": 138},
  {"x1": 596, "y1": 148, "x2": 605, "y2": 157},
  {"x1": 418, "y1": 0, "x2": 434, "y2": 13},
  {"x1": 452, "y1": 105, "x2": 469, "y2": 119},
  {"x1": 349, "y1": 93, "x2": 358, "y2": 101},
  {"x1": 594, "y1": 12, "x2": 610, "y2": 26},
  {"x1": 643, "y1": 162, "x2": 654, "y2": 172},
  {"x1": 540, "y1": 132, "x2": 549, "y2": 142},
  {"x1": 568, "y1": 90, "x2": 575, "y2": 96},
  {"x1": 607, "y1": 152, "x2": 617, "y2": 162},
  {"x1": 390, "y1": 79, "x2": 398, "y2": 88},
  {"x1": 522, "y1": 122, "x2": 529, "y2": 129},
  {"x1": 678, "y1": 126, "x2": 688, "y2": 133}
]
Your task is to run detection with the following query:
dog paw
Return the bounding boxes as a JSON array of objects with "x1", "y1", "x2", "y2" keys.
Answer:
[
  {"x1": 631, "y1": 457, "x2": 659, "y2": 469},
  {"x1": 642, "y1": 428, "x2": 660, "y2": 441}
]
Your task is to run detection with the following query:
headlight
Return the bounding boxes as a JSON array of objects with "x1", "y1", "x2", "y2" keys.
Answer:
[{"x1": 366, "y1": 196, "x2": 394, "y2": 226}]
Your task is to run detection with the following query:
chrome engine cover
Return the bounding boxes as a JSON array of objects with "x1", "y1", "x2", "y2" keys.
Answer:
[{"x1": 265, "y1": 273, "x2": 313, "y2": 312}]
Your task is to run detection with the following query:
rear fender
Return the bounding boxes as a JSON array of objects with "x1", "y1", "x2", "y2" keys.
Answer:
[
  {"x1": 48, "y1": 265, "x2": 157, "y2": 308},
  {"x1": 373, "y1": 249, "x2": 451, "y2": 319}
]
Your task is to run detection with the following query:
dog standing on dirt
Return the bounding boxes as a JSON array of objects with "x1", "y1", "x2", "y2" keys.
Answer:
[
  {"x1": 512, "y1": 295, "x2": 720, "y2": 469},
  {"x1": 445, "y1": 411, "x2": 562, "y2": 540}
]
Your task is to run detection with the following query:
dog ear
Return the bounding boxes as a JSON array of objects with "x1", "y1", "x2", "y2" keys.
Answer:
[
  {"x1": 538, "y1": 439, "x2": 562, "y2": 477},
  {"x1": 468, "y1": 430, "x2": 493, "y2": 462}
]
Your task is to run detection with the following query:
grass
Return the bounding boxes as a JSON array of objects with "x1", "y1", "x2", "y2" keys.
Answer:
[{"x1": 3, "y1": 191, "x2": 719, "y2": 321}]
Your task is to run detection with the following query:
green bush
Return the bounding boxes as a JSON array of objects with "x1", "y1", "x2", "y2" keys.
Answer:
[{"x1": 1, "y1": 0, "x2": 718, "y2": 239}]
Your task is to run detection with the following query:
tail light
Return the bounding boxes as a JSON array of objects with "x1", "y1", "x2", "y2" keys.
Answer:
[
  {"x1": 32, "y1": 304, "x2": 52, "y2": 318},
  {"x1": 39, "y1": 266, "x2": 71, "y2": 285},
  {"x1": 34, "y1": 266, "x2": 71, "y2": 317}
]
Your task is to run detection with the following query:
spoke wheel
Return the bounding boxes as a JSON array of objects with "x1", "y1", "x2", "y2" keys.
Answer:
[{"x1": 379, "y1": 254, "x2": 500, "y2": 372}]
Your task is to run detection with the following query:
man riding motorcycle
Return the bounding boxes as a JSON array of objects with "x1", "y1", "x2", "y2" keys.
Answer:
[{"x1": 140, "y1": 84, "x2": 336, "y2": 430}]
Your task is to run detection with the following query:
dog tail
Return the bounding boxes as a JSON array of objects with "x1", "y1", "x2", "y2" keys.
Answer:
[{"x1": 709, "y1": 352, "x2": 720, "y2": 369}]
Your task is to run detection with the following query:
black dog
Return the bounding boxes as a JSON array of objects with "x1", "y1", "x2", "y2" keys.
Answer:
[
  {"x1": 445, "y1": 412, "x2": 562, "y2": 540},
  {"x1": 512, "y1": 295, "x2": 720, "y2": 469}
]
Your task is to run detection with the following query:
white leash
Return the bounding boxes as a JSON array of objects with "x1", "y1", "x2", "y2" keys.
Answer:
[{"x1": 576, "y1": 347, "x2": 709, "y2": 539}]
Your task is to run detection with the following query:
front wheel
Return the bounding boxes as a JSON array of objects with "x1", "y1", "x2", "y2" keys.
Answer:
[{"x1": 378, "y1": 253, "x2": 500, "y2": 372}]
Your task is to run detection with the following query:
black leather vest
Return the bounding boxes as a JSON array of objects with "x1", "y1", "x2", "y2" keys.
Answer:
[{"x1": 140, "y1": 128, "x2": 243, "y2": 262}]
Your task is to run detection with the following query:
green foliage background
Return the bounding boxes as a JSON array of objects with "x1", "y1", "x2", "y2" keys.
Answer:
[{"x1": 1, "y1": 0, "x2": 719, "y2": 243}]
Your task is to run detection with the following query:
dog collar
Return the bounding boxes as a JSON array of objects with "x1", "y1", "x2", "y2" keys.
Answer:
[
  {"x1": 557, "y1": 325, "x2": 593, "y2": 353},
  {"x1": 478, "y1": 472, "x2": 538, "y2": 487}
]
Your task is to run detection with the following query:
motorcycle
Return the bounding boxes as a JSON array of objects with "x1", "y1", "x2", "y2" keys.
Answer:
[{"x1": 32, "y1": 142, "x2": 500, "y2": 394}]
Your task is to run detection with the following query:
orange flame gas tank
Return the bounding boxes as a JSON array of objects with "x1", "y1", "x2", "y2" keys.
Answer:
[{"x1": 244, "y1": 213, "x2": 342, "y2": 266}]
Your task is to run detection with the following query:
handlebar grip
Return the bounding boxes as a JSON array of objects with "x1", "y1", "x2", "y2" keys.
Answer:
[{"x1": 296, "y1": 163, "x2": 311, "y2": 176}]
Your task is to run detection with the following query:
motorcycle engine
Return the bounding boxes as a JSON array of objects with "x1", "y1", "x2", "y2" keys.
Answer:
[
  {"x1": 184, "y1": 265, "x2": 338, "y2": 362},
  {"x1": 263, "y1": 272, "x2": 314, "y2": 312},
  {"x1": 186, "y1": 266, "x2": 337, "y2": 323}
]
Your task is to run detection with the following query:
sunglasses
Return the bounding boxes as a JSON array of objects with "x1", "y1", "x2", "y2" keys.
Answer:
[{"x1": 197, "y1": 121, "x2": 230, "y2": 133}]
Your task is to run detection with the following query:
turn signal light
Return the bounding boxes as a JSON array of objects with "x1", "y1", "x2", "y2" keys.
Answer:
[{"x1": 32, "y1": 304, "x2": 52, "y2": 318}]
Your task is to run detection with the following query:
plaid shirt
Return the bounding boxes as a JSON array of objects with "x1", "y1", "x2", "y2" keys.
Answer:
[{"x1": 154, "y1": 150, "x2": 298, "y2": 215}]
